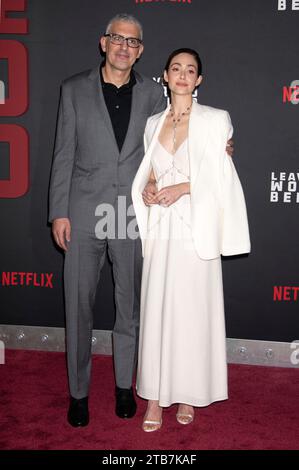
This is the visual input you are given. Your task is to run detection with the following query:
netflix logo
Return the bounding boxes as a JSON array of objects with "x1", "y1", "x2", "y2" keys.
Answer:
[
  {"x1": 274, "y1": 286, "x2": 299, "y2": 301},
  {"x1": 1, "y1": 272, "x2": 54, "y2": 288},
  {"x1": 282, "y1": 80, "x2": 299, "y2": 105}
]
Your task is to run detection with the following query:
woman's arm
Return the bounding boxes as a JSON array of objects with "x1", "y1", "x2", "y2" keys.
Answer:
[{"x1": 142, "y1": 169, "x2": 158, "y2": 206}]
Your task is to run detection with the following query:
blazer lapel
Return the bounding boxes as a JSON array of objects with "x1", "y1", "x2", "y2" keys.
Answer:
[
  {"x1": 141, "y1": 106, "x2": 170, "y2": 188},
  {"x1": 143, "y1": 106, "x2": 170, "y2": 157},
  {"x1": 188, "y1": 102, "x2": 210, "y2": 184},
  {"x1": 133, "y1": 106, "x2": 169, "y2": 197}
]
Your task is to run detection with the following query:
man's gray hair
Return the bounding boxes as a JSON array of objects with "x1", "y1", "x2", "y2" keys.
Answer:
[{"x1": 105, "y1": 13, "x2": 143, "y2": 40}]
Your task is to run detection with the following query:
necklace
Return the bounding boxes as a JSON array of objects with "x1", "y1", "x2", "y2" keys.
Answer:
[{"x1": 169, "y1": 104, "x2": 191, "y2": 152}]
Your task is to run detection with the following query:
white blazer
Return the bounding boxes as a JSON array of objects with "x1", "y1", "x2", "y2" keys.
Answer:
[{"x1": 132, "y1": 102, "x2": 251, "y2": 260}]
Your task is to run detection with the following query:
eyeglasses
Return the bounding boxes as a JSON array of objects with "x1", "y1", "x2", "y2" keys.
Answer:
[{"x1": 104, "y1": 33, "x2": 142, "y2": 48}]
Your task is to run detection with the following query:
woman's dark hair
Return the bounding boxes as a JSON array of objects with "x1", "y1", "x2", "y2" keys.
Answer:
[{"x1": 164, "y1": 48, "x2": 202, "y2": 77}]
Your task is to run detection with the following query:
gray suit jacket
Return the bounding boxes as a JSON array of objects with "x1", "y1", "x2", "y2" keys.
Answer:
[{"x1": 49, "y1": 65, "x2": 166, "y2": 233}]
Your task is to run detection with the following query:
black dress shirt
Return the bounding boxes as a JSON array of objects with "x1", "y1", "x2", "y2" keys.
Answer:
[{"x1": 100, "y1": 66, "x2": 136, "y2": 152}]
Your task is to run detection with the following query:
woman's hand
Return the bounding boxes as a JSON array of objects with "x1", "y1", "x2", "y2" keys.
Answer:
[
  {"x1": 154, "y1": 183, "x2": 190, "y2": 207},
  {"x1": 142, "y1": 180, "x2": 158, "y2": 206}
]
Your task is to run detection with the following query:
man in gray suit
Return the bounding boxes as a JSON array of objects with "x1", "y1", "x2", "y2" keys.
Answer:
[{"x1": 49, "y1": 13, "x2": 166, "y2": 427}]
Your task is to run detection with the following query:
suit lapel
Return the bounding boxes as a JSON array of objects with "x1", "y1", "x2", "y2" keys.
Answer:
[
  {"x1": 88, "y1": 66, "x2": 119, "y2": 153},
  {"x1": 119, "y1": 80, "x2": 143, "y2": 159}
]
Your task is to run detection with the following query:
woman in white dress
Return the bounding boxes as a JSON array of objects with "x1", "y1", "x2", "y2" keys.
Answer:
[{"x1": 131, "y1": 48, "x2": 250, "y2": 432}]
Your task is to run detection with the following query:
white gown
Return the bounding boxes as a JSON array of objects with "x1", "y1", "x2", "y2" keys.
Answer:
[{"x1": 136, "y1": 139, "x2": 228, "y2": 407}]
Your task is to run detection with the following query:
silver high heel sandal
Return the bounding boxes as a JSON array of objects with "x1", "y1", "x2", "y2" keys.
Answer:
[
  {"x1": 176, "y1": 405, "x2": 194, "y2": 425},
  {"x1": 142, "y1": 418, "x2": 162, "y2": 432}
]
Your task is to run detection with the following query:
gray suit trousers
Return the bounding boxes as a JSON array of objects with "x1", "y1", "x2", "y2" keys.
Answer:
[{"x1": 64, "y1": 229, "x2": 142, "y2": 399}]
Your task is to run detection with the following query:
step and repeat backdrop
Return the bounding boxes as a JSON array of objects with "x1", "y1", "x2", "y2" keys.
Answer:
[{"x1": 0, "y1": 0, "x2": 298, "y2": 341}]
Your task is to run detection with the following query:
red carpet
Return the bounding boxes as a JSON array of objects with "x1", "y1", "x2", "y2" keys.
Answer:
[{"x1": 0, "y1": 350, "x2": 299, "y2": 450}]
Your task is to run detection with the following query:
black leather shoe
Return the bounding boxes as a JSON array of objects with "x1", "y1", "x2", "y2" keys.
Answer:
[
  {"x1": 67, "y1": 396, "x2": 89, "y2": 427},
  {"x1": 115, "y1": 387, "x2": 137, "y2": 419}
]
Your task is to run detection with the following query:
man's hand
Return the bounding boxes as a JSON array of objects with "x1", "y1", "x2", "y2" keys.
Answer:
[
  {"x1": 142, "y1": 180, "x2": 158, "y2": 206},
  {"x1": 226, "y1": 139, "x2": 234, "y2": 157},
  {"x1": 52, "y1": 218, "x2": 71, "y2": 251}
]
